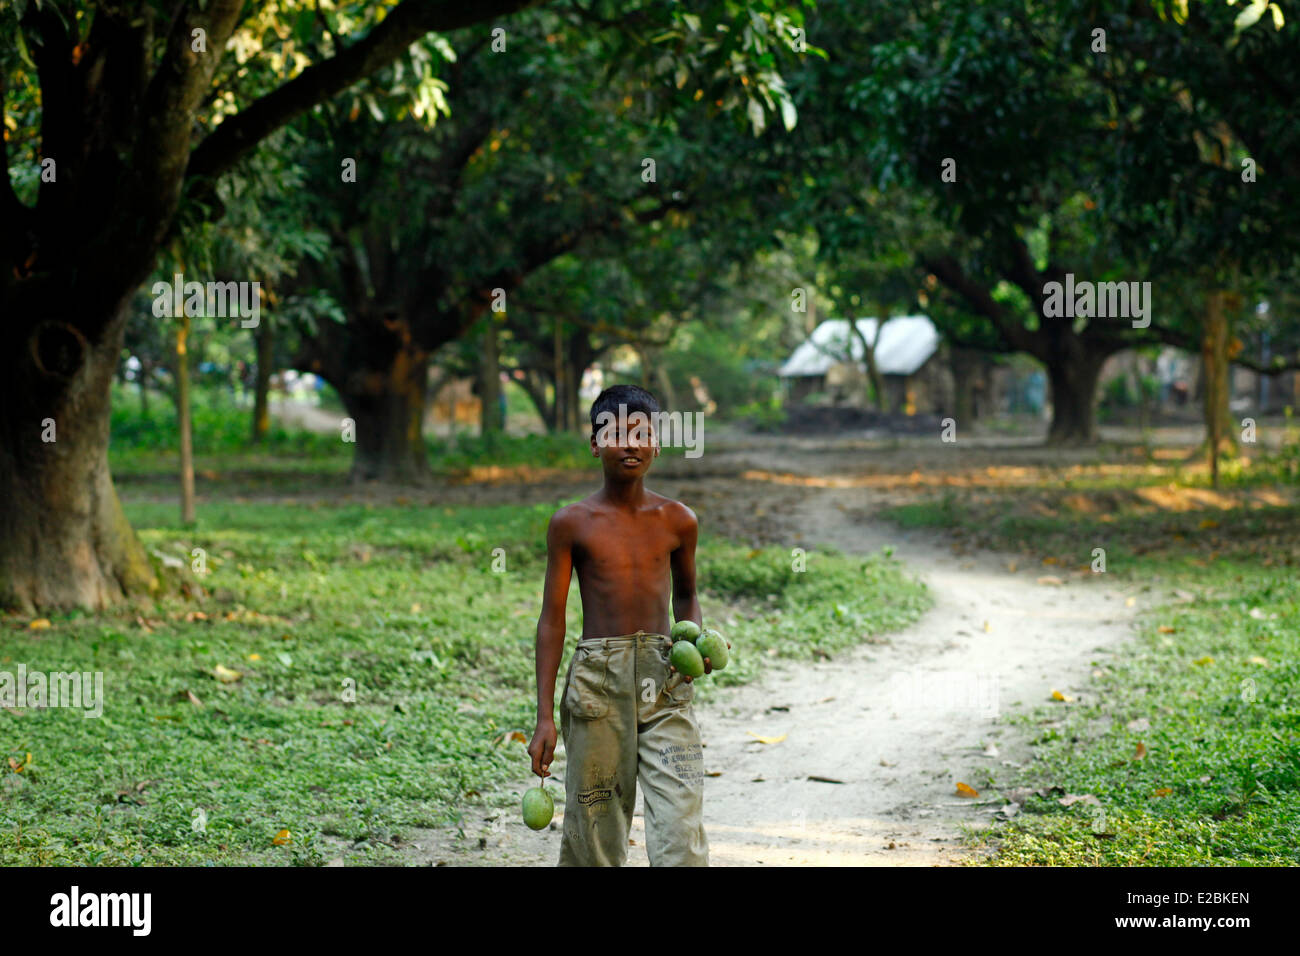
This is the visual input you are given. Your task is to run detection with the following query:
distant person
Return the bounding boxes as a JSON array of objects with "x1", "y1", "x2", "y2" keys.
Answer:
[{"x1": 528, "y1": 384, "x2": 723, "y2": 866}]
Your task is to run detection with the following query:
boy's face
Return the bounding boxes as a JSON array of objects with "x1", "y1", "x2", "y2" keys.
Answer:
[{"x1": 591, "y1": 409, "x2": 659, "y2": 478}]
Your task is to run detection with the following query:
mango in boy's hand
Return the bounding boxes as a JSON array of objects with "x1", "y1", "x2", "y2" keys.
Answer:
[
  {"x1": 522, "y1": 786, "x2": 554, "y2": 830},
  {"x1": 670, "y1": 619, "x2": 701, "y2": 642},
  {"x1": 669, "y1": 640, "x2": 706, "y2": 679},
  {"x1": 696, "y1": 630, "x2": 729, "y2": 670}
]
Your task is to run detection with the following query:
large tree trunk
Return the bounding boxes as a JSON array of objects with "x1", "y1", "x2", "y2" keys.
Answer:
[
  {"x1": 1045, "y1": 350, "x2": 1106, "y2": 445},
  {"x1": 0, "y1": 312, "x2": 158, "y2": 613},
  {"x1": 335, "y1": 347, "x2": 431, "y2": 484},
  {"x1": 252, "y1": 314, "x2": 274, "y2": 444},
  {"x1": 298, "y1": 307, "x2": 433, "y2": 483}
]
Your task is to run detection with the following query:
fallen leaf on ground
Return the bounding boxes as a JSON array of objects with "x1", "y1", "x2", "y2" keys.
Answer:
[
  {"x1": 8, "y1": 753, "x2": 32, "y2": 772},
  {"x1": 1036, "y1": 576, "x2": 1063, "y2": 586},
  {"x1": 1051, "y1": 689, "x2": 1074, "y2": 702},
  {"x1": 747, "y1": 732, "x2": 787, "y2": 745},
  {"x1": 1134, "y1": 742, "x2": 1148, "y2": 760},
  {"x1": 1157, "y1": 625, "x2": 1176, "y2": 634},
  {"x1": 186, "y1": 690, "x2": 203, "y2": 707},
  {"x1": 1058, "y1": 793, "x2": 1101, "y2": 807},
  {"x1": 808, "y1": 775, "x2": 845, "y2": 784},
  {"x1": 1152, "y1": 788, "x2": 1173, "y2": 798},
  {"x1": 1249, "y1": 656, "x2": 1270, "y2": 666},
  {"x1": 956, "y1": 782, "x2": 979, "y2": 798},
  {"x1": 272, "y1": 829, "x2": 292, "y2": 845},
  {"x1": 1126, "y1": 717, "x2": 1150, "y2": 732},
  {"x1": 1193, "y1": 656, "x2": 1214, "y2": 666},
  {"x1": 213, "y1": 664, "x2": 242, "y2": 683},
  {"x1": 28, "y1": 619, "x2": 51, "y2": 630}
]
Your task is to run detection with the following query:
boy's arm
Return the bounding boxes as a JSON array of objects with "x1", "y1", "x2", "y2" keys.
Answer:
[
  {"x1": 528, "y1": 509, "x2": 573, "y2": 779},
  {"x1": 668, "y1": 504, "x2": 729, "y2": 679},
  {"x1": 669, "y1": 505, "x2": 705, "y2": 675}
]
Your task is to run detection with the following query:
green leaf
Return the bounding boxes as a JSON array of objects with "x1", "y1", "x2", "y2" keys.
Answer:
[
  {"x1": 779, "y1": 92, "x2": 797, "y2": 132},
  {"x1": 14, "y1": 28, "x2": 35, "y2": 70},
  {"x1": 1234, "y1": 0, "x2": 1269, "y2": 31}
]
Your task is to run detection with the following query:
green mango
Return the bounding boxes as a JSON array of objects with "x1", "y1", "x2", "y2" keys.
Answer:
[
  {"x1": 669, "y1": 639, "x2": 706, "y2": 679},
  {"x1": 696, "y1": 630, "x2": 729, "y2": 670},
  {"x1": 670, "y1": 619, "x2": 702, "y2": 642},
  {"x1": 522, "y1": 786, "x2": 554, "y2": 830}
]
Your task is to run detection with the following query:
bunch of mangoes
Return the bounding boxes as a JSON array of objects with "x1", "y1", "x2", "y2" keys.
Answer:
[{"x1": 668, "y1": 620, "x2": 731, "y2": 678}]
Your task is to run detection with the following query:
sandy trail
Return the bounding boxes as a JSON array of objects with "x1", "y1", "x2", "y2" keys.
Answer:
[{"x1": 385, "y1": 431, "x2": 1141, "y2": 867}]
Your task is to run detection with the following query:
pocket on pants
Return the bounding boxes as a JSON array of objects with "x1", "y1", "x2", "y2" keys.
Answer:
[
  {"x1": 666, "y1": 677, "x2": 695, "y2": 707},
  {"x1": 662, "y1": 650, "x2": 695, "y2": 707},
  {"x1": 565, "y1": 647, "x2": 609, "y2": 719}
]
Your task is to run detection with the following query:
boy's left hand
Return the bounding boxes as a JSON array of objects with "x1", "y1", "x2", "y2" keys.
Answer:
[{"x1": 669, "y1": 640, "x2": 730, "y2": 681}]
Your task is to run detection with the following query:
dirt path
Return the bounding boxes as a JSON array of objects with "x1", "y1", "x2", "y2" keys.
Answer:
[{"x1": 373, "y1": 432, "x2": 1142, "y2": 866}]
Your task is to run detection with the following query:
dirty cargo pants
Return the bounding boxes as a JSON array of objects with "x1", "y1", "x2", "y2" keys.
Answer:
[{"x1": 557, "y1": 631, "x2": 709, "y2": 867}]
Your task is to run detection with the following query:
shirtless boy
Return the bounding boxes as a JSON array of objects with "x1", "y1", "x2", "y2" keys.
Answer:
[{"x1": 527, "y1": 384, "x2": 720, "y2": 866}]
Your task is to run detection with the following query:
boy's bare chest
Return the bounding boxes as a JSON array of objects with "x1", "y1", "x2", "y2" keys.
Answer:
[{"x1": 572, "y1": 518, "x2": 678, "y2": 576}]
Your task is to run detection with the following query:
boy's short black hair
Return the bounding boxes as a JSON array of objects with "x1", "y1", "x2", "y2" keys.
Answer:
[{"x1": 589, "y1": 384, "x2": 661, "y2": 434}]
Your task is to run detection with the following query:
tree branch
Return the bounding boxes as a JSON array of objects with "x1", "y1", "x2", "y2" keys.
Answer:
[
  {"x1": 918, "y1": 252, "x2": 1037, "y2": 354},
  {"x1": 186, "y1": 0, "x2": 537, "y2": 185}
]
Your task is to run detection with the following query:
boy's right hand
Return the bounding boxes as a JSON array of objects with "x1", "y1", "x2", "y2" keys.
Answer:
[{"x1": 528, "y1": 717, "x2": 557, "y2": 779}]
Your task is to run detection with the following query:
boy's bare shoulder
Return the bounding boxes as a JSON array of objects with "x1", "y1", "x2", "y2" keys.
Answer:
[
  {"x1": 547, "y1": 494, "x2": 608, "y2": 532},
  {"x1": 647, "y1": 490, "x2": 698, "y2": 531},
  {"x1": 546, "y1": 501, "x2": 585, "y2": 537}
]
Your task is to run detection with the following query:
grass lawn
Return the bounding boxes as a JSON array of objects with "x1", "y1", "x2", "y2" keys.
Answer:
[
  {"x1": 1, "y1": 489, "x2": 928, "y2": 866},
  {"x1": 881, "y1": 483, "x2": 1300, "y2": 866}
]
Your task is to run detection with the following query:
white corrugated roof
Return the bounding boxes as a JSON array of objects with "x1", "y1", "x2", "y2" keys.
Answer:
[{"x1": 778, "y1": 316, "x2": 940, "y2": 378}]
